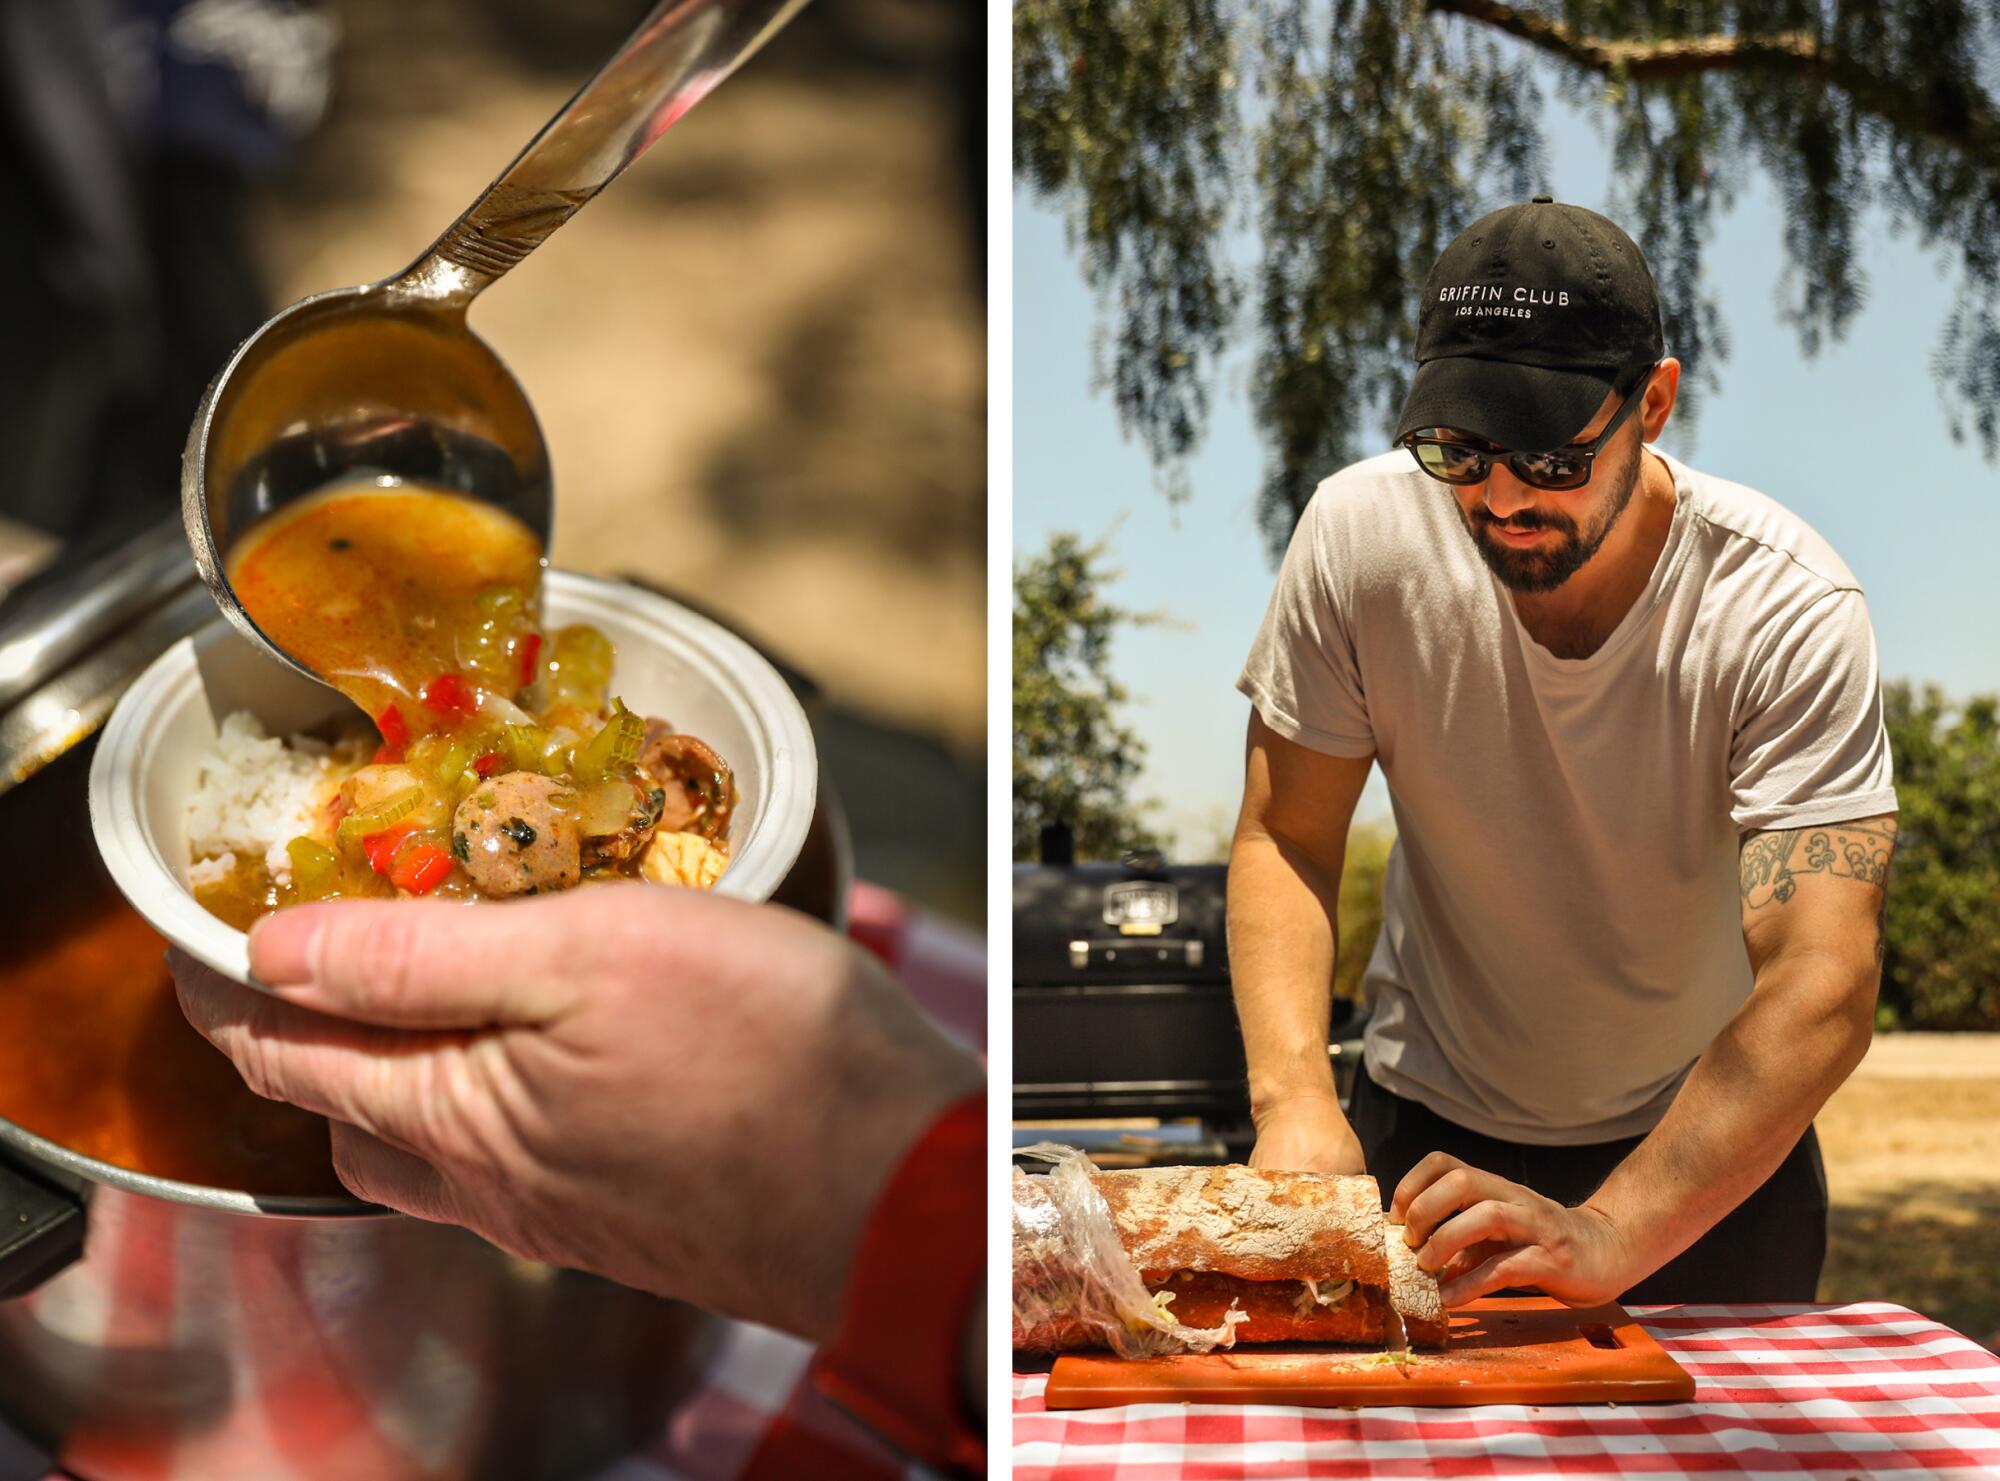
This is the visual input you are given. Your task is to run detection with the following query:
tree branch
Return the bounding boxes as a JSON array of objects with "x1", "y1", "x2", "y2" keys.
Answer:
[{"x1": 1427, "y1": 0, "x2": 2000, "y2": 161}]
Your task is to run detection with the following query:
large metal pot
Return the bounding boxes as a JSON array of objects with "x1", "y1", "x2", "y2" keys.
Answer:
[
  {"x1": 0, "y1": 1137, "x2": 719, "y2": 1480},
  {"x1": 0, "y1": 523, "x2": 850, "y2": 1480}
]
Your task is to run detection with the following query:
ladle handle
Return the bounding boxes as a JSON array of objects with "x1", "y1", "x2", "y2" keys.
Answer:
[{"x1": 389, "y1": 0, "x2": 811, "y2": 311}]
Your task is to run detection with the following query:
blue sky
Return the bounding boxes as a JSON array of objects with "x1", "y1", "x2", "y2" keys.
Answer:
[{"x1": 1016, "y1": 69, "x2": 2000, "y2": 856}]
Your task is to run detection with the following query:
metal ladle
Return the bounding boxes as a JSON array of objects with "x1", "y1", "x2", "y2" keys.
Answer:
[{"x1": 182, "y1": 0, "x2": 811, "y2": 685}]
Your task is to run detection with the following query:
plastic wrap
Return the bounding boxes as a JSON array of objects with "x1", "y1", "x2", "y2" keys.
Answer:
[{"x1": 1011, "y1": 1142, "x2": 1248, "y2": 1357}]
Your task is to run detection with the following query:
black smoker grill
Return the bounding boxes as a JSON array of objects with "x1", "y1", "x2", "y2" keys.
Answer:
[{"x1": 1013, "y1": 850, "x2": 1368, "y2": 1154}]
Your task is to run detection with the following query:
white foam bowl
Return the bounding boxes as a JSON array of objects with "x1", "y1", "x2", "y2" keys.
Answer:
[{"x1": 90, "y1": 569, "x2": 817, "y2": 984}]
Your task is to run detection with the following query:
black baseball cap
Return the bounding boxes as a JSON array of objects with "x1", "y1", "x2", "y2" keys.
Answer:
[{"x1": 1393, "y1": 197, "x2": 1665, "y2": 453}]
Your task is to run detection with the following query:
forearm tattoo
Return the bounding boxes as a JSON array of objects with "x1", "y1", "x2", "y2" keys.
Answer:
[{"x1": 1740, "y1": 817, "x2": 1898, "y2": 963}]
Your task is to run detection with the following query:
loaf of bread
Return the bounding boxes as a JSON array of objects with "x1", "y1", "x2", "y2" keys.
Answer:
[{"x1": 1012, "y1": 1163, "x2": 1449, "y2": 1353}]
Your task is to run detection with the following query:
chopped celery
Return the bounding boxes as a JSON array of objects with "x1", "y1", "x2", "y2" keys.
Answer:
[
  {"x1": 430, "y1": 739, "x2": 475, "y2": 784},
  {"x1": 501, "y1": 722, "x2": 550, "y2": 772},
  {"x1": 570, "y1": 701, "x2": 641, "y2": 782},
  {"x1": 554, "y1": 623, "x2": 612, "y2": 673},
  {"x1": 287, "y1": 836, "x2": 340, "y2": 896},
  {"x1": 547, "y1": 624, "x2": 613, "y2": 707},
  {"x1": 337, "y1": 785, "x2": 423, "y2": 845}
]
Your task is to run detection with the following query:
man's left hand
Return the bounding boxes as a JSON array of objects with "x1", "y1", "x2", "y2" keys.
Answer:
[
  {"x1": 1389, "y1": 1153, "x2": 1645, "y2": 1308},
  {"x1": 169, "y1": 885, "x2": 982, "y2": 1343}
]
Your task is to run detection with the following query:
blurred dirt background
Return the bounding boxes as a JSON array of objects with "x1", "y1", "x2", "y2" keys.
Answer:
[
  {"x1": 1817, "y1": 1034, "x2": 2000, "y2": 1350},
  {"x1": 259, "y1": 0, "x2": 985, "y2": 920}
]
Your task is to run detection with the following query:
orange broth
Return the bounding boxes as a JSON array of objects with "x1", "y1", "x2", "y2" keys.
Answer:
[
  {"x1": 0, "y1": 725, "x2": 339, "y2": 1197},
  {"x1": 197, "y1": 479, "x2": 732, "y2": 924},
  {"x1": 0, "y1": 894, "x2": 340, "y2": 1196},
  {"x1": 226, "y1": 481, "x2": 546, "y2": 737}
]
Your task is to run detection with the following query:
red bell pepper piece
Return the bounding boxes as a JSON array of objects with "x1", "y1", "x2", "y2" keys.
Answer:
[
  {"x1": 371, "y1": 744, "x2": 401, "y2": 766},
  {"x1": 361, "y1": 821, "x2": 420, "y2": 875},
  {"x1": 420, "y1": 672, "x2": 477, "y2": 721},
  {"x1": 473, "y1": 751, "x2": 503, "y2": 777},
  {"x1": 375, "y1": 704, "x2": 409, "y2": 751},
  {"x1": 389, "y1": 842, "x2": 454, "y2": 895},
  {"x1": 518, "y1": 632, "x2": 543, "y2": 689}
]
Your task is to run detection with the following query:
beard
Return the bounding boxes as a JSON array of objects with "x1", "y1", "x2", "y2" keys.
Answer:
[{"x1": 1462, "y1": 445, "x2": 1642, "y2": 593}]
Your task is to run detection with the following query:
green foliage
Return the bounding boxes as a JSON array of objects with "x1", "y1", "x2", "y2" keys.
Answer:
[
  {"x1": 1878, "y1": 682, "x2": 2000, "y2": 1031},
  {"x1": 1013, "y1": 532, "x2": 1164, "y2": 860},
  {"x1": 1335, "y1": 822, "x2": 1395, "y2": 1004},
  {"x1": 1014, "y1": 0, "x2": 1241, "y2": 500},
  {"x1": 1251, "y1": 0, "x2": 1553, "y2": 553},
  {"x1": 1016, "y1": 0, "x2": 2000, "y2": 555}
]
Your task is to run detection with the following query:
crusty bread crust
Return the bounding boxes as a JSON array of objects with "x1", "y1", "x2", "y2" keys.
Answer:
[
  {"x1": 1384, "y1": 1227, "x2": 1450, "y2": 1348},
  {"x1": 1092, "y1": 1165, "x2": 1392, "y2": 1288}
]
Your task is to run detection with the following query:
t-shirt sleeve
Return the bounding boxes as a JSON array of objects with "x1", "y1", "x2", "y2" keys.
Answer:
[
  {"x1": 1729, "y1": 588, "x2": 1898, "y2": 832},
  {"x1": 1235, "y1": 494, "x2": 1376, "y2": 758}
]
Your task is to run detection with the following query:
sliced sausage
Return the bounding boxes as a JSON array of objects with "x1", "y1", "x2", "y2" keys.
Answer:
[
  {"x1": 637, "y1": 728, "x2": 736, "y2": 841},
  {"x1": 452, "y1": 771, "x2": 580, "y2": 897}
]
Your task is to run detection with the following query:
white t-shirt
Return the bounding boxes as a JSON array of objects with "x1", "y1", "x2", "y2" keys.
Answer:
[{"x1": 1237, "y1": 449, "x2": 1897, "y2": 1145}]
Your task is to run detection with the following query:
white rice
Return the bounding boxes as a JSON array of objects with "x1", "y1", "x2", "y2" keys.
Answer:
[{"x1": 185, "y1": 712, "x2": 343, "y2": 888}]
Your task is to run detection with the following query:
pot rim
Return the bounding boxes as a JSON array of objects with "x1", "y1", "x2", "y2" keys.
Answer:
[{"x1": 0, "y1": 1113, "x2": 383, "y2": 1217}]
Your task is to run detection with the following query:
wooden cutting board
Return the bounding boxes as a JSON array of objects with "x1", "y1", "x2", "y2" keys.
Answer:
[{"x1": 1042, "y1": 1297, "x2": 1696, "y2": 1409}]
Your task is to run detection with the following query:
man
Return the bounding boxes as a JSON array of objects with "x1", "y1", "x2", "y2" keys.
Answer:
[{"x1": 1229, "y1": 197, "x2": 1896, "y2": 1311}]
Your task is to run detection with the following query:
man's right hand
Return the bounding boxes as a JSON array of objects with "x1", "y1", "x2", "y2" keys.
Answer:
[
  {"x1": 1249, "y1": 1093, "x2": 1367, "y2": 1175},
  {"x1": 1229, "y1": 718, "x2": 1375, "y2": 1180}
]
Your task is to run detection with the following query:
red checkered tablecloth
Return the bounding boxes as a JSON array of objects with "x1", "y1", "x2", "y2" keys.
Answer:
[{"x1": 1012, "y1": 1304, "x2": 2000, "y2": 1478}]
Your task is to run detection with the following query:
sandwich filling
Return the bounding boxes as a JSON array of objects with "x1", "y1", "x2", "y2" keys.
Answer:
[
  {"x1": 1147, "y1": 1271, "x2": 1356, "y2": 1318},
  {"x1": 1299, "y1": 1277, "x2": 1356, "y2": 1314},
  {"x1": 1126, "y1": 1268, "x2": 1390, "y2": 1348}
]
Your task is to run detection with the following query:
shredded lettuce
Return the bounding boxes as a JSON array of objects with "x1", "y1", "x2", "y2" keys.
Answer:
[
  {"x1": 1305, "y1": 1278, "x2": 1353, "y2": 1306},
  {"x1": 1293, "y1": 1277, "x2": 1355, "y2": 1317}
]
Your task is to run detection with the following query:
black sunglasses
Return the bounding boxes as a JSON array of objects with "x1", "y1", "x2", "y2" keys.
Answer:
[{"x1": 1400, "y1": 364, "x2": 1658, "y2": 491}]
